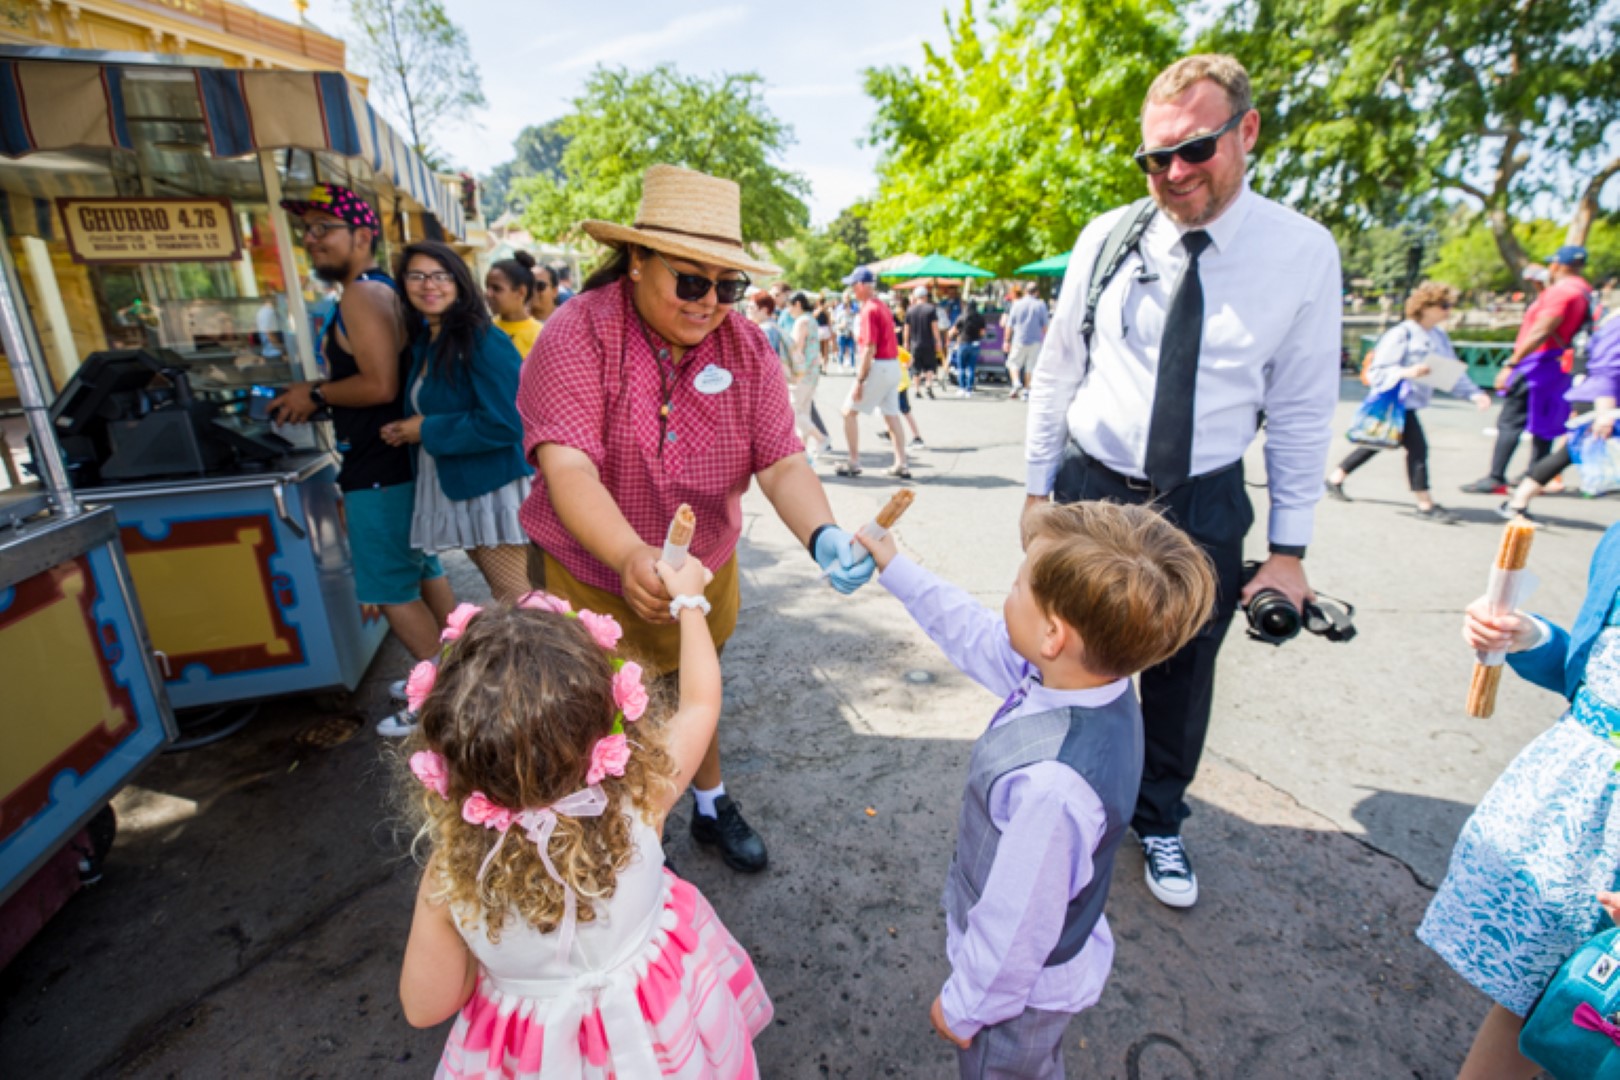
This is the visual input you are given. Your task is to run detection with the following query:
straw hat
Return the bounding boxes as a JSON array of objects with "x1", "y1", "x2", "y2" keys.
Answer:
[{"x1": 580, "y1": 165, "x2": 781, "y2": 277}]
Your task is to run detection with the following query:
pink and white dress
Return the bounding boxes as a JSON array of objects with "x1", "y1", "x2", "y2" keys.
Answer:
[{"x1": 436, "y1": 819, "x2": 772, "y2": 1079}]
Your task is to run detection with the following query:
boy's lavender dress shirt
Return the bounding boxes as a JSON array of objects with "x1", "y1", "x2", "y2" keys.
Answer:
[{"x1": 879, "y1": 555, "x2": 1131, "y2": 1040}]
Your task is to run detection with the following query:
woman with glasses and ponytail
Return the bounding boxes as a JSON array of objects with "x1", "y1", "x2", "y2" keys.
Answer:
[
  {"x1": 380, "y1": 241, "x2": 534, "y2": 617},
  {"x1": 517, "y1": 166, "x2": 874, "y2": 875},
  {"x1": 1325, "y1": 280, "x2": 1491, "y2": 522}
]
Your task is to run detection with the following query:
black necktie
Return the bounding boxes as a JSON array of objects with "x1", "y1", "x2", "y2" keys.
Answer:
[{"x1": 1145, "y1": 230, "x2": 1212, "y2": 492}]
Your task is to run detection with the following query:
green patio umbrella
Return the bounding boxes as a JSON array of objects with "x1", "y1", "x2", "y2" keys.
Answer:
[
  {"x1": 1015, "y1": 251, "x2": 1071, "y2": 276},
  {"x1": 879, "y1": 253, "x2": 995, "y2": 280}
]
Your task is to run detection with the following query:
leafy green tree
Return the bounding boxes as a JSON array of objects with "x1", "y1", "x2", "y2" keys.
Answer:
[
  {"x1": 518, "y1": 66, "x2": 809, "y2": 248},
  {"x1": 1205, "y1": 0, "x2": 1620, "y2": 280},
  {"x1": 768, "y1": 229, "x2": 859, "y2": 292},
  {"x1": 862, "y1": 0, "x2": 1181, "y2": 275},
  {"x1": 481, "y1": 121, "x2": 568, "y2": 219},
  {"x1": 1430, "y1": 216, "x2": 1620, "y2": 294},
  {"x1": 826, "y1": 203, "x2": 877, "y2": 267},
  {"x1": 346, "y1": 0, "x2": 485, "y2": 167}
]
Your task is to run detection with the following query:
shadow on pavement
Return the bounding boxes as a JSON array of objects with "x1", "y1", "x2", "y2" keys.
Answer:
[{"x1": 0, "y1": 535, "x2": 1485, "y2": 1079}]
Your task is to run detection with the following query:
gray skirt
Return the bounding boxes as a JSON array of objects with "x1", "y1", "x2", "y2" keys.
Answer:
[{"x1": 410, "y1": 450, "x2": 532, "y2": 553}]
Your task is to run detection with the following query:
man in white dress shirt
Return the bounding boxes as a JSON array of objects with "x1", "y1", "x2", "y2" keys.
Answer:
[{"x1": 1023, "y1": 54, "x2": 1340, "y2": 909}]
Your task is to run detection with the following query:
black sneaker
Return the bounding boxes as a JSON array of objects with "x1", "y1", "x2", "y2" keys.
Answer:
[
  {"x1": 690, "y1": 795, "x2": 768, "y2": 872},
  {"x1": 1461, "y1": 477, "x2": 1509, "y2": 495},
  {"x1": 1140, "y1": 835, "x2": 1198, "y2": 908},
  {"x1": 1414, "y1": 505, "x2": 1459, "y2": 524},
  {"x1": 1324, "y1": 480, "x2": 1351, "y2": 502}
]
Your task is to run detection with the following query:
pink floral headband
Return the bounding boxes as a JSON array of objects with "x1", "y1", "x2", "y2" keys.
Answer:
[{"x1": 403, "y1": 592, "x2": 649, "y2": 787}]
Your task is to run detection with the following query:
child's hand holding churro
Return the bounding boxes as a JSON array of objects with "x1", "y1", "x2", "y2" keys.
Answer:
[
  {"x1": 1462, "y1": 598, "x2": 1541, "y2": 655},
  {"x1": 853, "y1": 526, "x2": 898, "y2": 570}
]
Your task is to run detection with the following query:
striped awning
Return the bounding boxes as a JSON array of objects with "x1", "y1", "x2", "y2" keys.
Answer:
[{"x1": 0, "y1": 60, "x2": 463, "y2": 239}]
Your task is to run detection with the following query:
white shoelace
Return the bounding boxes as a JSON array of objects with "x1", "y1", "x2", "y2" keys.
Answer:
[{"x1": 1141, "y1": 836, "x2": 1191, "y2": 878}]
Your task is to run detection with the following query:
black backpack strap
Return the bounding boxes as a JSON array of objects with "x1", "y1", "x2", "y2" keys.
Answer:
[{"x1": 1081, "y1": 197, "x2": 1157, "y2": 353}]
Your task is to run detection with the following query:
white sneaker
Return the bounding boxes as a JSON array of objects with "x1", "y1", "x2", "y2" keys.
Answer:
[
  {"x1": 376, "y1": 707, "x2": 418, "y2": 738},
  {"x1": 1140, "y1": 835, "x2": 1198, "y2": 908},
  {"x1": 388, "y1": 678, "x2": 408, "y2": 702}
]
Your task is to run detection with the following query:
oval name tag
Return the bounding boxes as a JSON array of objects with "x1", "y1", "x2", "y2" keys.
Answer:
[{"x1": 693, "y1": 365, "x2": 733, "y2": 395}]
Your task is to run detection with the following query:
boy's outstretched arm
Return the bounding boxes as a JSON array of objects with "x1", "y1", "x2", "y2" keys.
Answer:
[{"x1": 855, "y1": 534, "x2": 1026, "y2": 696}]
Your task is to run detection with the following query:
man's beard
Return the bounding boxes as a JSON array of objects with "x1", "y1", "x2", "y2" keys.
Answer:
[{"x1": 312, "y1": 262, "x2": 348, "y2": 284}]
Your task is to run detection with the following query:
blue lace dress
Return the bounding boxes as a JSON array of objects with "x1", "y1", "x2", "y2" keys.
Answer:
[{"x1": 1419, "y1": 591, "x2": 1620, "y2": 1015}]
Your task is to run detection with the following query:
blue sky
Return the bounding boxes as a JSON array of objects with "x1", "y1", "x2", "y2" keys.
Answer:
[{"x1": 251, "y1": 1, "x2": 958, "y2": 224}]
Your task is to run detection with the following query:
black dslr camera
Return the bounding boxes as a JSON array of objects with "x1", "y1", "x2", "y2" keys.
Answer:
[{"x1": 1240, "y1": 561, "x2": 1356, "y2": 646}]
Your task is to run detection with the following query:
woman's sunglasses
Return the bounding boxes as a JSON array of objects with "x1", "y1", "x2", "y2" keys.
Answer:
[
  {"x1": 654, "y1": 252, "x2": 750, "y2": 304},
  {"x1": 1133, "y1": 112, "x2": 1247, "y2": 175}
]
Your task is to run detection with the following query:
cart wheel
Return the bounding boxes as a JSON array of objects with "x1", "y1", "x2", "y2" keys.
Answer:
[
  {"x1": 312, "y1": 690, "x2": 353, "y2": 714},
  {"x1": 77, "y1": 805, "x2": 117, "y2": 886}
]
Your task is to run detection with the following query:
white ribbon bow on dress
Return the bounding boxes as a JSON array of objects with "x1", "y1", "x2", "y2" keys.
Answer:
[{"x1": 474, "y1": 783, "x2": 610, "y2": 963}]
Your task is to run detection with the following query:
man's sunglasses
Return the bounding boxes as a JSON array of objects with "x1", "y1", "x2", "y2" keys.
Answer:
[
  {"x1": 1133, "y1": 112, "x2": 1247, "y2": 175},
  {"x1": 655, "y1": 252, "x2": 750, "y2": 304}
]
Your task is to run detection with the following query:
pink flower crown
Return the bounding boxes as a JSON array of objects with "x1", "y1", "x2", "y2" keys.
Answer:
[{"x1": 404, "y1": 591, "x2": 649, "y2": 791}]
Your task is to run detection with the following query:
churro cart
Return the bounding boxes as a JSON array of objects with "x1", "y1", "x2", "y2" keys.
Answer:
[
  {"x1": 0, "y1": 48, "x2": 469, "y2": 710},
  {"x1": 0, "y1": 47, "x2": 468, "y2": 950}
]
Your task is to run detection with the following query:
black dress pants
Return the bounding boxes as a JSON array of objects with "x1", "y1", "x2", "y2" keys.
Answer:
[
  {"x1": 1053, "y1": 443, "x2": 1251, "y2": 837},
  {"x1": 1489, "y1": 380, "x2": 1553, "y2": 483}
]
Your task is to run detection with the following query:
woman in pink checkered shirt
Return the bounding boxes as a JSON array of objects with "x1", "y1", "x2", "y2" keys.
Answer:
[{"x1": 517, "y1": 165, "x2": 876, "y2": 873}]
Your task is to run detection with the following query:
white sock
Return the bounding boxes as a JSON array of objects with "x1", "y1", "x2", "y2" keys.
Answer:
[{"x1": 693, "y1": 782, "x2": 726, "y2": 818}]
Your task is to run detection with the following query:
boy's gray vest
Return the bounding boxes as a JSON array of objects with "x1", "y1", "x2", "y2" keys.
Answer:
[{"x1": 943, "y1": 700, "x2": 1143, "y2": 966}]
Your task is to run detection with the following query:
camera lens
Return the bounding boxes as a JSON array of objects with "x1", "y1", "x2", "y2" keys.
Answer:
[{"x1": 1246, "y1": 588, "x2": 1301, "y2": 643}]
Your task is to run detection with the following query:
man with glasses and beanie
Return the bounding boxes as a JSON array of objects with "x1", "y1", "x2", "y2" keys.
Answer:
[
  {"x1": 269, "y1": 183, "x2": 455, "y2": 737},
  {"x1": 1024, "y1": 54, "x2": 1341, "y2": 909},
  {"x1": 519, "y1": 165, "x2": 877, "y2": 874}
]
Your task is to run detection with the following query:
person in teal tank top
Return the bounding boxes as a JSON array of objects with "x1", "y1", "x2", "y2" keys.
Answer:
[{"x1": 1419, "y1": 523, "x2": 1620, "y2": 1078}]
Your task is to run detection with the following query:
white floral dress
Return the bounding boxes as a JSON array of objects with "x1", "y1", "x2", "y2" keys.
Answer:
[{"x1": 1419, "y1": 591, "x2": 1620, "y2": 1015}]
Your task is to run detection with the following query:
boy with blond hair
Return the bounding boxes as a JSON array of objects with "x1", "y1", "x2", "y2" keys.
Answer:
[{"x1": 858, "y1": 502, "x2": 1215, "y2": 1077}]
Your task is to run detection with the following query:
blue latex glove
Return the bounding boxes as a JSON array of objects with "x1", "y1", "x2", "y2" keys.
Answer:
[{"x1": 813, "y1": 525, "x2": 876, "y2": 595}]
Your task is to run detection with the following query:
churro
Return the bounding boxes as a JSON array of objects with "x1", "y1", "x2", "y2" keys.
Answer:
[
  {"x1": 662, "y1": 504, "x2": 696, "y2": 569},
  {"x1": 872, "y1": 489, "x2": 915, "y2": 532},
  {"x1": 1466, "y1": 518, "x2": 1537, "y2": 719}
]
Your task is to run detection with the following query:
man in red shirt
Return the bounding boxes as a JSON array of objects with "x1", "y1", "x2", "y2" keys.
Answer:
[
  {"x1": 1462, "y1": 246, "x2": 1594, "y2": 494},
  {"x1": 836, "y1": 266, "x2": 911, "y2": 479}
]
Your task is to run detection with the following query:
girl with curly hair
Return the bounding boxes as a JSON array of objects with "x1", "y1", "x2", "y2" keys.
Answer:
[{"x1": 397, "y1": 551, "x2": 772, "y2": 1077}]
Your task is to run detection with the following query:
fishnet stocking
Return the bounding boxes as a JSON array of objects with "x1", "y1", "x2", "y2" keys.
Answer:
[{"x1": 468, "y1": 544, "x2": 532, "y2": 603}]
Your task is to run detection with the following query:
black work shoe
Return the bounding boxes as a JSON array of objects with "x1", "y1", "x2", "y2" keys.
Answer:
[{"x1": 690, "y1": 795, "x2": 768, "y2": 873}]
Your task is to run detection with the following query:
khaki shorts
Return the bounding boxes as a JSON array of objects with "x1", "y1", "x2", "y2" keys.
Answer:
[
  {"x1": 1008, "y1": 342, "x2": 1042, "y2": 374},
  {"x1": 842, "y1": 358, "x2": 903, "y2": 417}
]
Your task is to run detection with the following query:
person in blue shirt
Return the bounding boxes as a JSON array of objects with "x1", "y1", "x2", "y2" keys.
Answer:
[{"x1": 382, "y1": 240, "x2": 535, "y2": 609}]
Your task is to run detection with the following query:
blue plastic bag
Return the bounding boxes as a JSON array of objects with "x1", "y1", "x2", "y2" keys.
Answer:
[
  {"x1": 1346, "y1": 387, "x2": 1406, "y2": 449},
  {"x1": 1571, "y1": 426, "x2": 1620, "y2": 496},
  {"x1": 1521, "y1": 927, "x2": 1620, "y2": 1079}
]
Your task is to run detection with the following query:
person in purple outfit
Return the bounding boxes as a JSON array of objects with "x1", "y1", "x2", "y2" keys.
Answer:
[
  {"x1": 1461, "y1": 245, "x2": 1596, "y2": 497},
  {"x1": 1501, "y1": 308, "x2": 1619, "y2": 521},
  {"x1": 856, "y1": 501, "x2": 1214, "y2": 1078}
]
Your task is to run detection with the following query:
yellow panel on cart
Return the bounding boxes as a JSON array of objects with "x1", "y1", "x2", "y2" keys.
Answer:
[{"x1": 0, "y1": 562, "x2": 127, "y2": 803}]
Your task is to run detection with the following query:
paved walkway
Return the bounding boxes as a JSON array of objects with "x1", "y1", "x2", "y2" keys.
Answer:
[{"x1": 3, "y1": 371, "x2": 1611, "y2": 1077}]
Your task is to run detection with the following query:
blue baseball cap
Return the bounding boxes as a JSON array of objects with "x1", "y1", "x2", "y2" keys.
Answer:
[
  {"x1": 842, "y1": 265, "x2": 877, "y2": 285},
  {"x1": 1549, "y1": 245, "x2": 1588, "y2": 266}
]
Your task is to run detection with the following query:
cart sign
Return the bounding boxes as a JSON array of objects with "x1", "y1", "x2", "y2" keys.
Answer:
[{"x1": 57, "y1": 198, "x2": 240, "y2": 264}]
